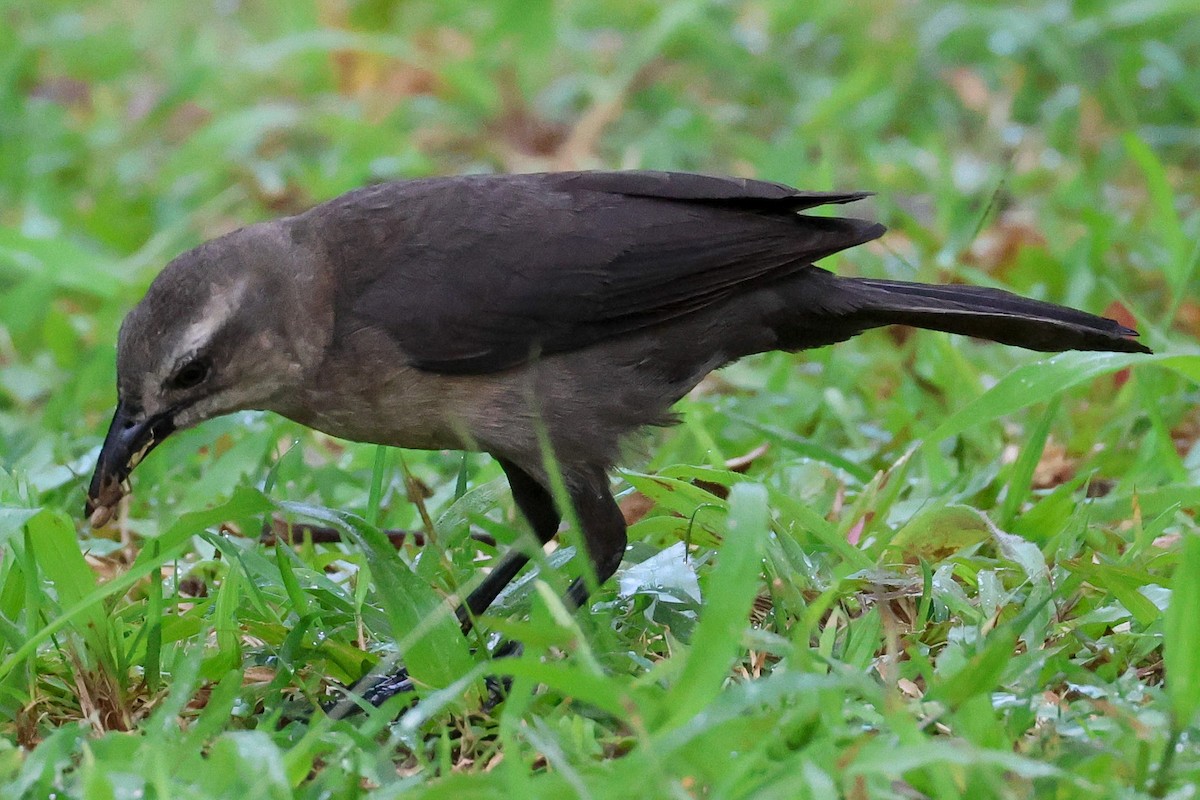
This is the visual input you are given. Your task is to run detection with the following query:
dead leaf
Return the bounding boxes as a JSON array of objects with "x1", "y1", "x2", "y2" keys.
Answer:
[
  {"x1": 29, "y1": 76, "x2": 92, "y2": 112},
  {"x1": 1175, "y1": 300, "x2": 1200, "y2": 341},
  {"x1": 725, "y1": 442, "x2": 770, "y2": 473},
  {"x1": 619, "y1": 490, "x2": 656, "y2": 526},
  {"x1": 489, "y1": 68, "x2": 571, "y2": 168},
  {"x1": 620, "y1": 443, "x2": 769, "y2": 523},
  {"x1": 1077, "y1": 92, "x2": 1111, "y2": 154},
  {"x1": 966, "y1": 208, "x2": 1046, "y2": 275},
  {"x1": 84, "y1": 553, "x2": 124, "y2": 582},
  {"x1": 1170, "y1": 408, "x2": 1200, "y2": 457},
  {"x1": 243, "y1": 666, "x2": 277, "y2": 686},
  {"x1": 1032, "y1": 440, "x2": 1076, "y2": 489},
  {"x1": 164, "y1": 102, "x2": 211, "y2": 144},
  {"x1": 945, "y1": 68, "x2": 990, "y2": 112}
]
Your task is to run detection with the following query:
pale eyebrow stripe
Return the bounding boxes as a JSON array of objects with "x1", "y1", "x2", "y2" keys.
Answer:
[{"x1": 171, "y1": 277, "x2": 250, "y2": 361}]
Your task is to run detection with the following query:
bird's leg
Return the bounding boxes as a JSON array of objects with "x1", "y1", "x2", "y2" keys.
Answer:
[
  {"x1": 467, "y1": 465, "x2": 626, "y2": 710},
  {"x1": 456, "y1": 458, "x2": 563, "y2": 626},
  {"x1": 465, "y1": 464, "x2": 626, "y2": 618},
  {"x1": 338, "y1": 464, "x2": 625, "y2": 714},
  {"x1": 339, "y1": 460, "x2": 563, "y2": 713},
  {"x1": 562, "y1": 470, "x2": 628, "y2": 610}
]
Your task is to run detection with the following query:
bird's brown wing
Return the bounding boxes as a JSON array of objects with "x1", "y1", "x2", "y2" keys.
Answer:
[{"x1": 338, "y1": 171, "x2": 884, "y2": 374}]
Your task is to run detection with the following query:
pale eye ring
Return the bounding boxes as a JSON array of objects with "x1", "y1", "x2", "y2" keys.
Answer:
[{"x1": 169, "y1": 359, "x2": 210, "y2": 391}]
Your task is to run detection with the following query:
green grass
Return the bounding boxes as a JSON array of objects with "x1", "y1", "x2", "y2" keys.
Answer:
[{"x1": 2, "y1": 0, "x2": 1200, "y2": 797}]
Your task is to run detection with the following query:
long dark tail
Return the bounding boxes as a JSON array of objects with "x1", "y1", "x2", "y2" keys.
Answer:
[{"x1": 833, "y1": 277, "x2": 1150, "y2": 354}]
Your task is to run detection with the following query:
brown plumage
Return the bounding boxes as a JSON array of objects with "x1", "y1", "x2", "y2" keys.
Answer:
[{"x1": 84, "y1": 170, "x2": 1148, "y2": 703}]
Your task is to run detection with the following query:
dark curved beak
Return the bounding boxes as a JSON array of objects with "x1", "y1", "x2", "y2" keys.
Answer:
[{"x1": 85, "y1": 401, "x2": 176, "y2": 521}]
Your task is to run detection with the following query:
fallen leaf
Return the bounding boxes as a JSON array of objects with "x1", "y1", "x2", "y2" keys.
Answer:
[
  {"x1": 1032, "y1": 440, "x2": 1076, "y2": 489},
  {"x1": 945, "y1": 68, "x2": 990, "y2": 112},
  {"x1": 619, "y1": 490, "x2": 656, "y2": 526},
  {"x1": 966, "y1": 208, "x2": 1046, "y2": 275},
  {"x1": 621, "y1": 443, "x2": 769, "y2": 522}
]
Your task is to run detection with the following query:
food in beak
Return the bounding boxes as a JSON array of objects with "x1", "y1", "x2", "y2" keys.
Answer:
[{"x1": 85, "y1": 403, "x2": 175, "y2": 527}]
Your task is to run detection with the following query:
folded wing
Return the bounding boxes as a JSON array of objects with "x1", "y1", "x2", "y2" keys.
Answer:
[{"x1": 343, "y1": 171, "x2": 883, "y2": 374}]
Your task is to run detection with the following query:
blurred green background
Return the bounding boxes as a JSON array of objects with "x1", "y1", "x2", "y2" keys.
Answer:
[{"x1": 1, "y1": 0, "x2": 1199, "y2": 797}]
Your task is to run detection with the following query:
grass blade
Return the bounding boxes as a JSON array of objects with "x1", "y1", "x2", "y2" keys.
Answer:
[
  {"x1": 1164, "y1": 534, "x2": 1200, "y2": 726},
  {"x1": 659, "y1": 483, "x2": 771, "y2": 730}
]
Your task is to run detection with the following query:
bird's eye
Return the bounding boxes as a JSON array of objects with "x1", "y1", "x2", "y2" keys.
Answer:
[{"x1": 169, "y1": 359, "x2": 210, "y2": 390}]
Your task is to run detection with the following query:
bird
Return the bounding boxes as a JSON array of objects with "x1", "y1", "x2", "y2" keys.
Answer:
[{"x1": 85, "y1": 170, "x2": 1149, "y2": 703}]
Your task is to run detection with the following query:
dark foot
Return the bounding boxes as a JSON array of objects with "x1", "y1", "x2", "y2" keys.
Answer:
[
  {"x1": 482, "y1": 639, "x2": 522, "y2": 711},
  {"x1": 262, "y1": 516, "x2": 496, "y2": 548},
  {"x1": 321, "y1": 665, "x2": 418, "y2": 718},
  {"x1": 322, "y1": 639, "x2": 524, "y2": 718}
]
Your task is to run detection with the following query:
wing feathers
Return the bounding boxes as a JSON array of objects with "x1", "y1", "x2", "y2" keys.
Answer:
[
  {"x1": 334, "y1": 171, "x2": 880, "y2": 374},
  {"x1": 548, "y1": 170, "x2": 872, "y2": 211}
]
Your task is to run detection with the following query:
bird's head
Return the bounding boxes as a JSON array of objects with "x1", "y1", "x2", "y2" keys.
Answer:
[{"x1": 85, "y1": 220, "x2": 332, "y2": 525}]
